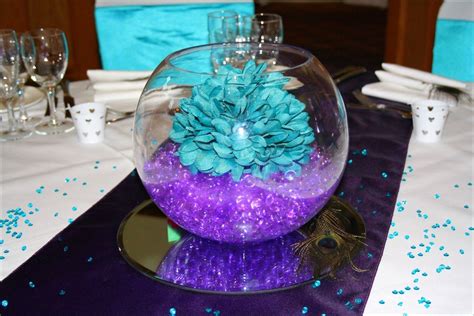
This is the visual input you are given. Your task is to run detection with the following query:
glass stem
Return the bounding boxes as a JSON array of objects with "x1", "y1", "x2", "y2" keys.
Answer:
[
  {"x1": 18, "y1": 87, "x2": 29, "y2": 123},
  {"x1": 6, "y1": 97, "x2": 17, "y2": 132},
  {"x1": 46, "y1": 86, "x2": 58, "y2": 126}
]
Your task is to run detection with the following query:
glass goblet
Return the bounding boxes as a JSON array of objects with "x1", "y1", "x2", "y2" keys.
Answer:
[
  {"x1": 21, "y1": 28, "x2": 73, "y2": 135},
  {"x1": 250, "y1": 13, "x2": 284, "y2": 44},
  {"x1": 16, "y1": 57, "x2": 42, "y2": 128},
  {"x1": 207, "y1": 10, "x2": 238, "y2": 43},
  {"x1": 0, "y1": 29, "x2": 32, "y2": 141}
]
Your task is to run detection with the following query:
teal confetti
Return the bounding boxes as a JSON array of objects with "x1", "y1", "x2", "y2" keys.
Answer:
[
  {"x1": 434, "y1": 193, "x2": 440, "y2": 199},
  {"x1": 87, "y1": 256, "x2": 93, "y2": 262},
  {"x1": 381, "y1": 171, "x2": 388, "y2": 178},
  {"x1": 72, "y1": 206, "x2": 77, "y2": 211},
  {"x1": 1, "y1": 300, "x2": 8, "y2": 307},
  {"x1": 336, "y1": 288, "x2": 343, "y2": 295},
  {"x1": 29, "y1": 281, "x2": 35, "y2": 288},
  {"x1": 169, "y1": 307, "x2": 176, "y2": 315},
  {"x1": 312, "y1": 280, "x2": 321, "y2": 288},
  {"x1": 59, "y1": 289, "x2": 66, "y2": 296},
  {"x1": 361, "y1": 149, "x2": 368, "y2": 156},
  {"x1": 378, "y1": 300, "x2": 385, "y2": 304},
  {"x1": 464, "y1": 204, "x2": 469, "y2": 209},
  {"x1": 21, "y1": 246, "x2": 27, "y2": 251},
  {"x1": 459, "y1": 249, "x2": 465, "y2": 255},
  {"x1": 302, "y1": 306, "x2": 309, "y2": 314}
]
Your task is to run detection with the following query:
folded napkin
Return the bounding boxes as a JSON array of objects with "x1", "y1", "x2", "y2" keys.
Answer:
[
  {"x1": 93, "y1": 90, "x2": 143, "y2": 103},
  {"x1": 92, "y1": 80, "x2": 147, "y2": 92},
  {"x1": 375, "y1": 70, "x2": 430, "y2": 91},
  {"x1": 362, "y1": 63, "x2": 471, "y2": 106},
  {"x1": 381, "y1": 63, "x2": 466, "y2": 89},
  {"x1": 87, "y1": 70, "x2": 151, "y2": 82},
  {"x1": 87, "y1": 70, "x2": 152, "y2": 104},
  {"x1": 362, "y1": 82, "x2": 427, "y2": 104}
]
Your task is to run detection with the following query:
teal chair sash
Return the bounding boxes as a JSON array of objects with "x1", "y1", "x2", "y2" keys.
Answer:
[
  {"x1": 432, "y1": 2, "x2": 474, "y2": 82},
  {"x1": 95, "y1": 2, "x2": 254, "y2": 70}
]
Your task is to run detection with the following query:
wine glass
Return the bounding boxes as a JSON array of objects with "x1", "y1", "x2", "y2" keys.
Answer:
[
  {"x1": 250, "y1": 13, "x2": 284, "y2": 44},
  {"x1": 0, "y1": 29, "x2": 32, "y2": 141},
  {"x1": 16, "y1": 57, "x2": 42, "y2": 128},
  {"x1": 207, "y1": 10, "x2": 238, "y2": 43},
  {"x1": 21, "y1": 28, "x2": 73, "y2": 135}
]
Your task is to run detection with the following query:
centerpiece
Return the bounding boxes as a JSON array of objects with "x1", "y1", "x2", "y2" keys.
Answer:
[{"x1": 133, "y1": 43, "x2": 348, "y2": 243}]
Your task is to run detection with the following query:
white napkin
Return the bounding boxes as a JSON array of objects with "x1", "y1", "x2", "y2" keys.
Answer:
[
  {"x1": 362, "y1": 63, "x2": 471, "y2": 106},
  {"x1": 87, "y1": 70, "x2": 151, "y2": 82},
  {"x1": 375, "y1": 70, "x2": 431, "y2": 91},
  {"x1": 361, "y1": 82, "x2": 428, "y2": 104},
  {"x1": 92, "y1": 80, "x2": 147, "y2": 92},
  {"x1": 87, "y1": 69, "x2": 152, "y2": 104},
  {"x1": 381, "y1": 63, "x2": 467, "y2": 90},
  {"x1": 93, "y1": 90, "x2": 143, "y2": 103}
]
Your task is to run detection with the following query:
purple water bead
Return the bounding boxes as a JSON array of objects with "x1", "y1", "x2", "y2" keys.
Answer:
[
  {"x1": 156, "y1": 231, "x2": 313, "y2": 292},
  {"x1": 143, "y1": 142, "x2": 340, "y2": 243}
]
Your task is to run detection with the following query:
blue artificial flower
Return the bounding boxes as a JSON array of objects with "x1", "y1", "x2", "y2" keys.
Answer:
[{"x1": 169, "y1": 61, "x2": 315, "y2": 181}]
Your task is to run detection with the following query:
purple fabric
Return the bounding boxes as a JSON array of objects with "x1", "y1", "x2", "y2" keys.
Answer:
[{"x1": 0, "y1": 73, "x2": 412, "y2": 315}]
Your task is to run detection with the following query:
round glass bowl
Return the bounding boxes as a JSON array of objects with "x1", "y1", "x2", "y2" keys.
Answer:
[{"x1": 133, "y1": 43, "x2": 348, "y2": 243}]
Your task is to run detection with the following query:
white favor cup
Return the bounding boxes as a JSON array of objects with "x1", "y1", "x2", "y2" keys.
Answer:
[
  {"x1": 411, "y1": 99, "x2": 449, "y2": 143},
  {"x1": 70, "y1": 102, "x2": 106, "y2": 144}
]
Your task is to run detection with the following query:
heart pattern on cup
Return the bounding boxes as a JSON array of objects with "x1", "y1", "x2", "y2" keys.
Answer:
[
  {"x1": 99, "y1": 116, "x2": 104, "y2": 119},
  {"x1": 428, "y1": 106, "x2": 434, "y2": 111},
  {"x1": 89, "y1": 108, "x2": 95, "y2": 113},
  {"x1": 85, "y1": 119, "x2": 92, "y2": 123},
  {"x1": 428, "y1": 117, "x2": 435, "y2": 122},
  {"x1": 83, "y1": 132, "x2": 88, "y2": 137},
  {"x1": 436, "y1": 130, "x2": 440, "y2": 135},
  {"x1": 76, "y1": 110, "x2": 81, "y2": 114},
  {"x1": 95, "y1": 131, "x2": 101, "y2": 136},
  {"x1": 422, "y1": 130, "x2": 428, "y2": 135}
]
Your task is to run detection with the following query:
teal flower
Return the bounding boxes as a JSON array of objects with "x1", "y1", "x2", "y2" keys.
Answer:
[{"x1": 169, "y1": 61, "x2": 315, "y2": 181}]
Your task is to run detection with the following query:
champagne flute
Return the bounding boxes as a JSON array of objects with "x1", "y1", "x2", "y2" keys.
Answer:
[
  {"x1": 21, "y1": 28, "x2": 73, "y2": 135},
  {"x1": 0, "y1": 29, "x2": 32, "y2": 141}
]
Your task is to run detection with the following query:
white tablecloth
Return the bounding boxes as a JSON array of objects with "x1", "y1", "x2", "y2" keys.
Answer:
[{"x1": 0, "y1": 81, "x2": 472, "y2": 314}]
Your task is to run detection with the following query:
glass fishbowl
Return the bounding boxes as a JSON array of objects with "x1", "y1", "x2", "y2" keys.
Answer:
[{"x1": 133, "y1": 43, "x2": 348, "y2": 243}]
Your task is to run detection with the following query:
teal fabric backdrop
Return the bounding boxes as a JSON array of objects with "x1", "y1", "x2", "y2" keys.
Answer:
[
  {"x1": 432, "y1": 19, "x2": 474, "y2": 82},
  {"x1": 95, "y1": 3, "x2": 254, "y2": 70}
]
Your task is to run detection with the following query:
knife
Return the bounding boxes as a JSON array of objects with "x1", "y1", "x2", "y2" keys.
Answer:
[
  {"x1": 61, "y1": 79, "x2": 74, "y2": 118},
  {"x1": 331, "y1": 66, "x2": 367, "y2": 84}
]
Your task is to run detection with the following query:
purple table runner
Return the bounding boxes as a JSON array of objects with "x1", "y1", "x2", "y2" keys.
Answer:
[{"x1": 0, "y1": 74, "x2": 412, "y2": 315}]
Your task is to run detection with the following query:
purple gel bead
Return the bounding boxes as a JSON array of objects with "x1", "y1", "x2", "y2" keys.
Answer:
[
  {"x1": 143, "y1": 142, "x2": 341, "y2": 243},
  {"x1": 156, "y1": 231, "x2": 313, "y2": 292}
]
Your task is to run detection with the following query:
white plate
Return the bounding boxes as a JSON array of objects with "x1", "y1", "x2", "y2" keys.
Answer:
[{"x1": 0, "y1": 86, "x2": 45, "y2": 113}]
